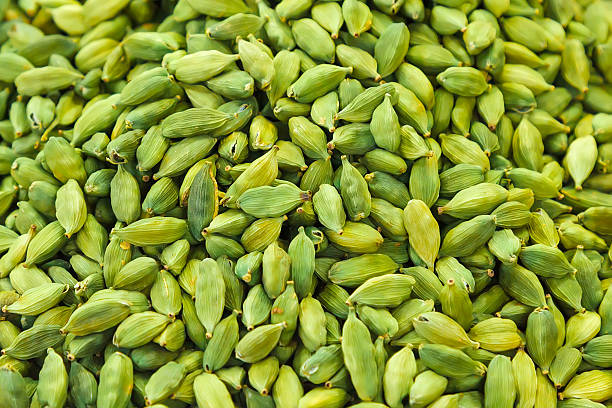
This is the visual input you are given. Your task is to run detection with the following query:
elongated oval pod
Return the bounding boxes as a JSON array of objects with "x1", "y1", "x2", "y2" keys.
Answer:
[
  {"x1": 383, "y1": 346, "x2": 416, "y2": 408},
  {"x1": 485, "y1": 355, "x2": 516, "y2": 408},
  {"x1": 235, "y1": 322, "x2": 286, "y2": 363},
  {"x1": 526, "y1": 307, "x2": 559, "y2": 374},
  {"x1": 37, "y1": 348, "x2": 68, "y2": 408},
  {"x1": 342, "y1": 307, "x2": 378, "y2": 401},
  {"x1": 194, "y1": 258, "x2": 225, "y2": 339}
]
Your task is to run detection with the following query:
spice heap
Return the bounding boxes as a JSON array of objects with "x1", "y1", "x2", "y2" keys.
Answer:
[{"x1": 0, "y1": 0, "x2": 611, "y2": 407}]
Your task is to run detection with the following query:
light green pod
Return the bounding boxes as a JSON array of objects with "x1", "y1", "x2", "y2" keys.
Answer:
[
  {"x1": 97, "y1": 352, "x2": 133, "y2": 408},
  {"x1": 485, "y1": 355, "x2": 516, "y2": 408},
  {"x1": 559, "y1": 370, "x2": 612, "y2": 402},
  {"x1": 393, "y1": 82, "x2": 430, "y2": 135},
  {"x1": 223, "y1": 146, "x2": 279, "y2": 208},
  {"x1": 113, "y1": 311, "x2": 171, "y2": 349},
  {"x1": 169, "y1": 50, "x2": 238, "y2": 84},
  {"x1": 571, "y1": 246, "x2": 604, "y2": 311},
  {"x1": 235, "y1": 322, "x2": 286, "y2": 363},
  {"x1": 144, "y1": 361, "x2": 186, "y2": 405},
  {"x1": 439, "y1": 215, "x2": 496, "y2": 258},
  {"x1": 289, "y1": 18, "x2": 334, "y2": 64},
  {"x1": 240, "y1": 216, "x2": 286, "y2": 253},
  {"x1": 3, "y1": 324, "x2": 64, "y2": 360},
  {"x1": 409, "y1": 154, "x2": 440, "y2": 207},
  {"x1": 437, "y1": 67, "x2": 488, "y2": 97},
  {"x1": 10, "y1": 263, "x2": 52, "y2": 295},
  {"x1": 15, "y1": 66, "x2": 83, "y2": 97},
  {"x1": 566, "y1": 135, "x2": 597, "y2": 190},
  {"x1": 401, "y1": 264, "x2": 443, "y2": 303},
  {"x1": 527, "y1": 209, "x2": 558, "y2": 247},
  {"x1": 402, "y1": 200, "x2": 439, "y2": 270},
  {"x1": 298, "y1": 387, "x2": 349, "y2": 408},
  {"x1": 102, "y1": 231, "x2": 131, "y2": 286},
  {"x1": 54, "y1": 179, "x2": 87, "y2": 238},
  {"x1": 150, "y1": 270, "x2": 182, "y2": 319},
  {"x1": 273, "y1": 365, "x2": 303, "y2": 408},
  {"x1": 288, "y1": 64, "x2": 352, "y2": 104},
  {"x1": 181, "y1": 293, "x2": 207, "y2": 350},
  {"x1": 43, "y1": 136, "x2": 87, "y2": 186},
  {"x1": 308, "y1": 93, "x2": 338, "y2": 135},
  {"x1": 235, "y1": 38, "x2": 273, "y2": 91},
  {"x1": 298, "y1": 295, "x2": 326, "y2": 352},
  {"x1": 184, "y1": 163, "x2": 218, "y2": 238},
  {"x1": 269, "y1": 281, "x2": 299, "y2": 345},
  {"x1": 430, "y1": 5, "x2": 467, "y2": 35},
  {"x1": 342, "y1": 307, "x2": 378, "y2": 401},
  {"x1": 464, "y1": 20, "x2": 496, "y2": 55},
  {"x1": 526, "y1": 307, "x2": 559, "y2": 374},
  {"x1": 409, "y1": 370, "x2": 448, "y2": 408},
  {"x1": 69, "y1": 362, "x2": 97, "y2": 408},
  {"x1": 440, "y1": 133, "x2": 490, "y2": 170},
  {"x1": 336, "y1": 83, "x2": 396, "y2": 123},
  {"x1": 109, "y1": 164, "x2": 140, "y2": 224},
  {"x1": 316, "y1": 284, "x2": 349, "y2": 321},
  {"x1": 111, "y1": 217, "x2": 187, "y2": 246},
  {"x1": 369, "y1": 198, "x2": 406, "y2": 240},
  {"x1": 338, "y1": 78, "x2": 365, "y2": 110},
  {"x1": 285, "y1": 226, "x2": 315, "y2": 299},
  {"x1": 242, "y1": 283, "x2": 272, "y2": 331},
  {"x1": 160, "y1": 107, "x2": 232, "y2": 140},
  {"x1": 159, "y1": 239, "x2": 189, "y2": 275},
  {"x1": 141, "y1": 177, "x2": 178, "y2": 216},
  {"x1": 264, "y1": 50, "x2": 300, "y2": 109},
  {"x1": 518, "y1": 244, "x2": 576, "y2": 278},
  {"x1": 361, "y1": 148, "x2": 407, "y2": 176},
  {"x1": 414, "y1": 310, "x2": 478, "y2": 349},
  {"x1": 450, "y1": 96, "x2": 474, "y2": 137},
  {"x1": 347, "y1": 274, "x2": 415, "y2": 308},
  {"x1": 340, "y1": 155, "x2": 371, "y2": 221},
  {"x1": 440, "y1": 164, "x2": 485, "y2": 198},
  {"x1": 195, "y1": 258, "x2": 225, "y2": 339},
  {"x1": 439, "y1": 278, "x2": 473, "y2": 330},
  {"x1": 335, "y1": 44, "x2": 380, "y2": 82},
  {"x1": 0, "y1": 320, "x2": 20, "y2": 350},
  {"x1": 202, "y1": 11, "x2": 264, "y2": 39},
  {"x1": 562, "y1": 39, "x2": 589, "y2": 94},
  {"x1": 499, "y1": 262, "x2": 546, "y2": 308},
  {"x1": 312, "y1": 184, "x2": 346, "y2": 235},
  {"x1": 382, "y1": 346, "x2": 416, "y2": 408},
  {"x1": 342, "y1": 0, "x2": 372, "y2": 38},
  {"x1": 238, "y1": 184, "x2": 309, "y2": 219},
  {"x1": 355, "y1": 305, "x2": 397, "y2": 339},
  {"x1": 510, "y1": 348, "x2": 537, "y2": 408},
  {"x1": 329, "y1": 123, "x2": 376, "y2": 155},
  {"x1": 3, "y1": 283, "x2": 68, "y2": 316},
  {"x1": 370, "y1": 93, "x2": 401, "y2": 153},
  {"x1": 364, "y1": 171, "x2": 410, "y2": 209},
  {"x1": 2, "y1": 227, "x2": 36, "y2": 275},
  {"x1": 549, "y1": 346, "x2": 582, "y2": 388},
  {"x1": 202, "y1": 209, "x2": 253, "y2": 239},
  {"x1": 419, "y1": 343, "x2": 487, "y2": 378},
  {"x1": 565, "y1": 310, "x2": 601, "y2": 348},
  {"x1": 248, "y1": 356, "x2": 279, "y2": 396},
  {"x1": 438, "y1": 182, "x2": 508, "y2": 219},
  {"x1": 112, "y1": 256, "x2": 158, "y2": 291},
  {"x1": 65, "y1": 330, "x2": 112, "y2": 361},
  {"x1": 37, "y1": 348, "x2": 68, "y2": 408},
  {"x1": 260, "y1": 241, "x2": 290, "y2": 299},
  {"x1": 535, "y1": 367, "x2": 557, "y2": 408}
]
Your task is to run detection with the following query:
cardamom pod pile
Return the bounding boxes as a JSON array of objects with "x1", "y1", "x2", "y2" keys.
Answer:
[{"x1": 0, "y1": 0, "x2": 612, "y2": 406}]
